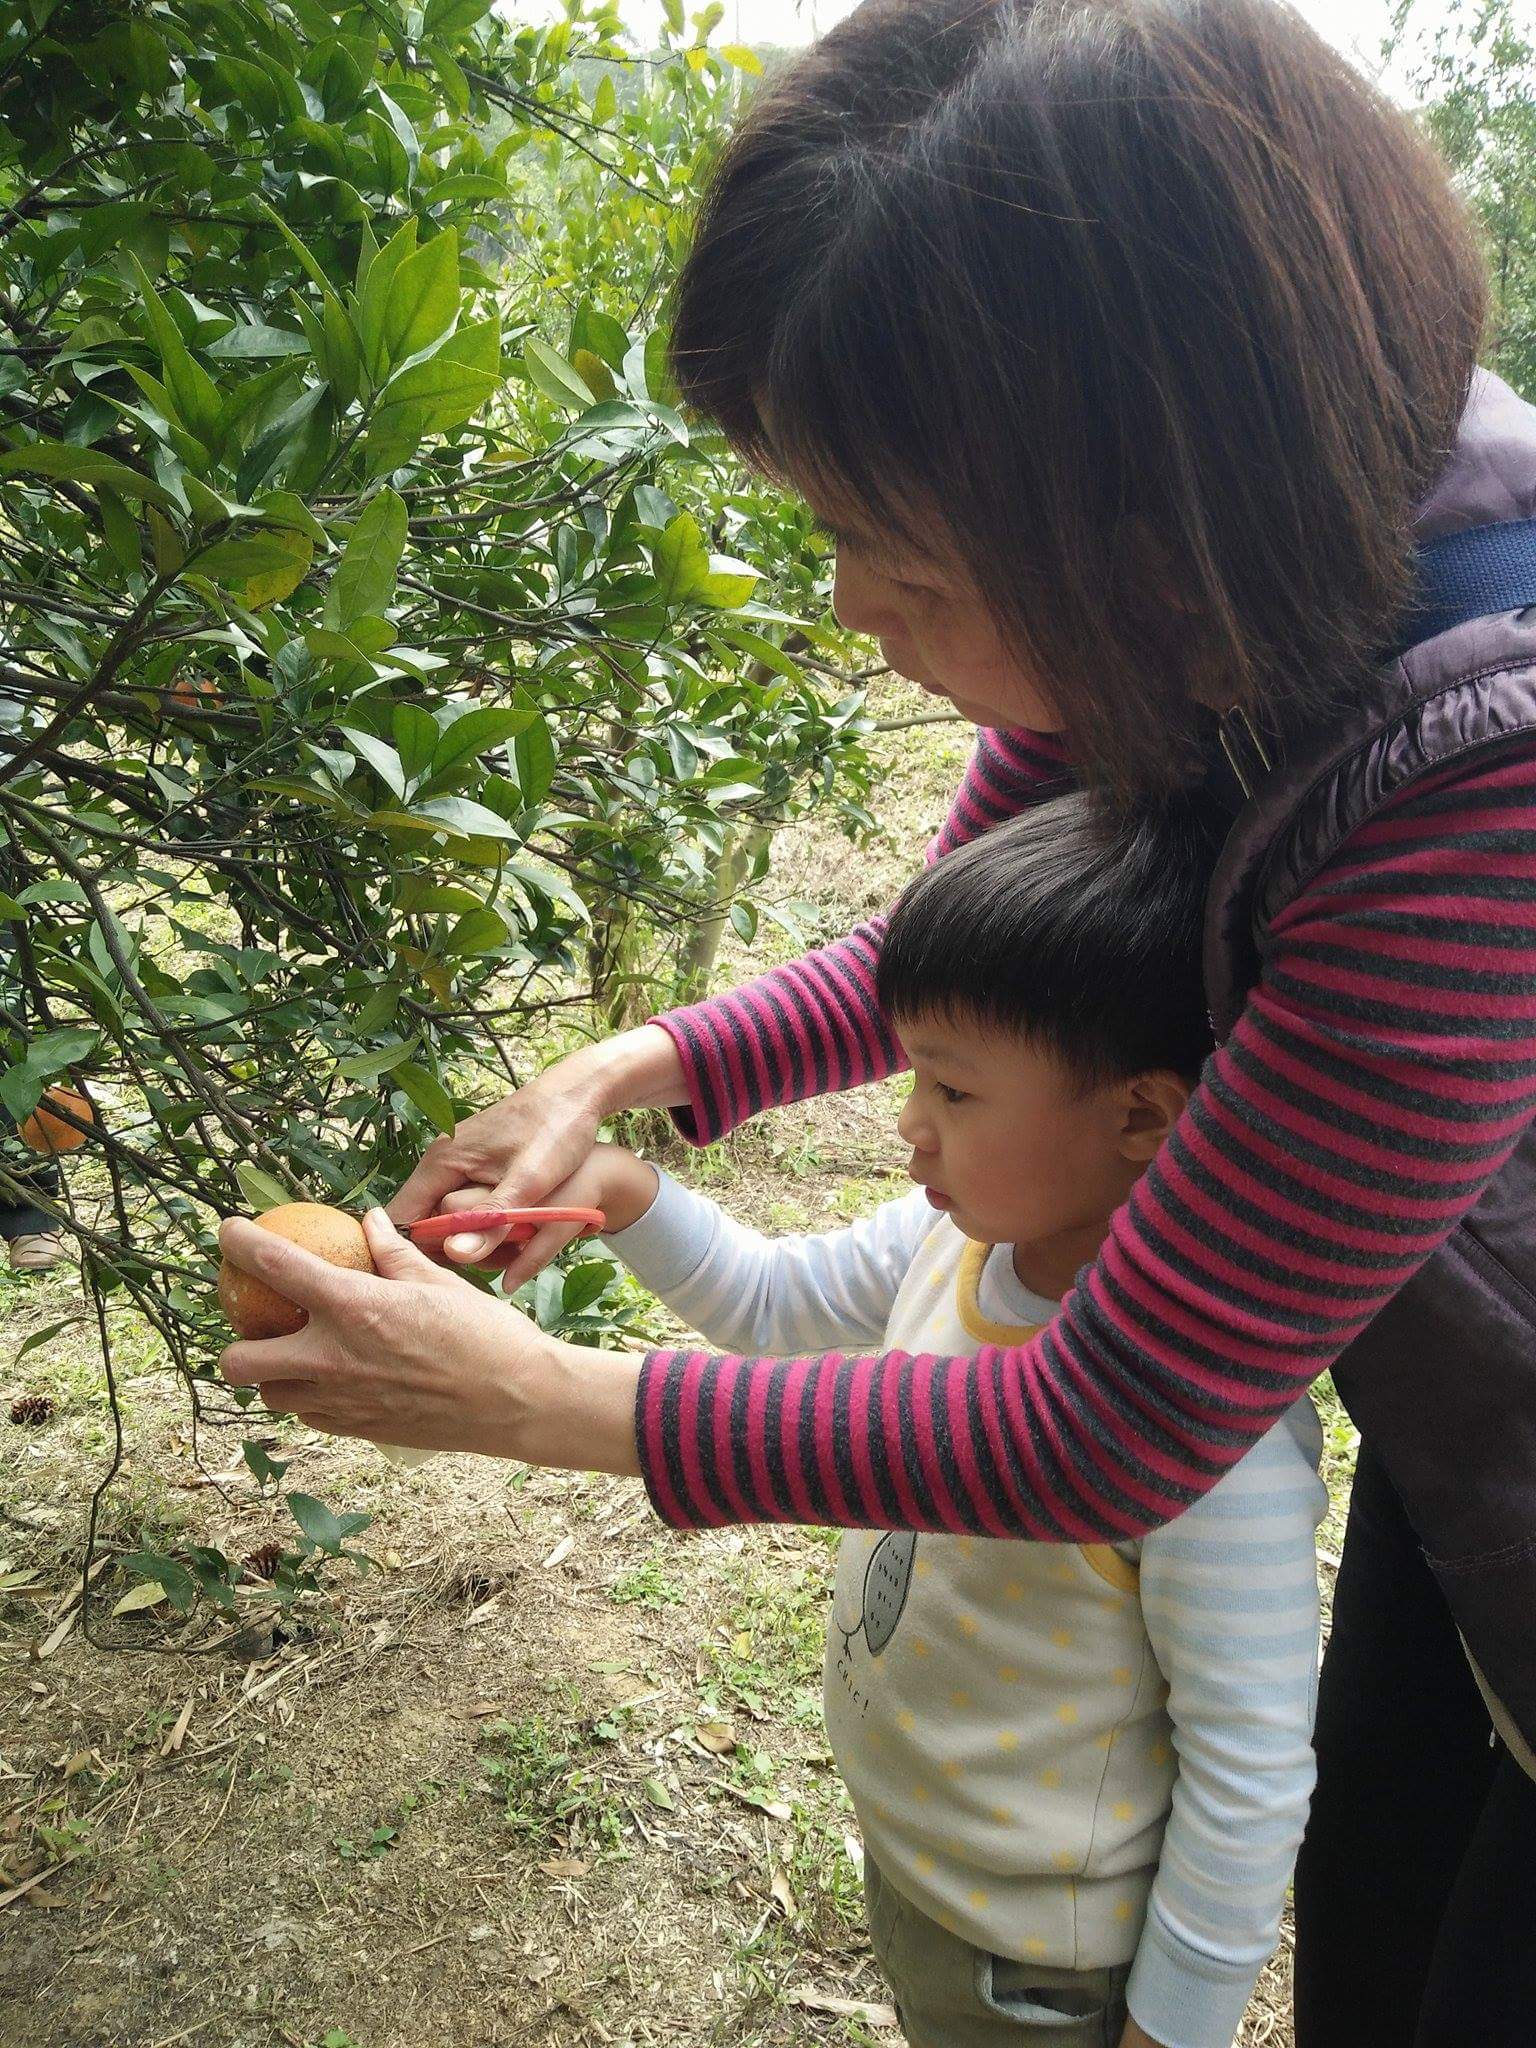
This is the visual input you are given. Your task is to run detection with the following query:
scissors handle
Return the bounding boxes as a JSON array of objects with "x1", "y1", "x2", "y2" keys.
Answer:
[{"x1": 403, "y1": 1203, "x2": 606, "y2": 1247}]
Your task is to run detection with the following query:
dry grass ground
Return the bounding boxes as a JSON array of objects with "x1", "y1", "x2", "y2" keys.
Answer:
[{"x1": 1, "y1": 687, "x2": 1354, "y2": 2048}]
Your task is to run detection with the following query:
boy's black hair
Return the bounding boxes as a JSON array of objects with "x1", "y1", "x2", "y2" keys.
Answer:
[{"x1": 876, "y1": 793, "x2": 1221, "y2": 1087}]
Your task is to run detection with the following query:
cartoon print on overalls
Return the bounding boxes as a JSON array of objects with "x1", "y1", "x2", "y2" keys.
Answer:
[{"x1": 834, "y1": 1531, "x2": 918, "y2": 1659}]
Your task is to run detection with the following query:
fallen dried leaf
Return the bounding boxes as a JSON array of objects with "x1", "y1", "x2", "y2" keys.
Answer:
[
  {"x1": 769, "y1": 1867, "x2": 798, "y2": 1919},
  {"x1": 541, "y1": 1534, "x2": 574, "y2": 1570},
  {"x1": 785, "y1": 1988, "x2": 899, "y2": 2027},
  {"x1": 695, "y1": 1721, "x2": 736, "y2": 1755},
  {"x1": 526, "y1": 1954, "x2": 559, "y2": 1983},
  {"x1": 712, "y1": 1778, "x2": 792, "y2": 1821},
  {"x1": 161, "y1": 1694, "x2": 196, "y2": 1757},
  {"x1": 461, "y1": 1699, "x2": 503, "y2": 1718},
  {"x1": 537, "y1": 1857, "x2": 590, "y2": 1879}
]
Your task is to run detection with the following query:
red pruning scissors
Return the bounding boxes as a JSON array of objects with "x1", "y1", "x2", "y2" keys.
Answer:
[{"x1": 402, "y1": 1204, "x2": 607, "y2": 1248}]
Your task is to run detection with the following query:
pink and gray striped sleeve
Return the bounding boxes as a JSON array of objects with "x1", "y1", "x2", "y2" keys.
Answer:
[
  {"x1": 654, "y1": 726, "x2": 1072, "y2": 1142},
  {"x1": 637, "y1": 741, "x2": 1536, "y2": 1540}
]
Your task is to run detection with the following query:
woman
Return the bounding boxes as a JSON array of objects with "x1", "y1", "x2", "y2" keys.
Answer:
[{"x1": 220, "y1": 3, "x2": 1536, "y2": 2039}]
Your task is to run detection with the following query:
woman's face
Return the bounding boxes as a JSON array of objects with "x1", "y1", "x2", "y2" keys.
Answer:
[{"x1": 816, "y1": 501, "x2": 1064, "y2": 732}]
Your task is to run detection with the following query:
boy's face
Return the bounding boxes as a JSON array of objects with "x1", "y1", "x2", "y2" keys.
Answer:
[{"x1": 893, "y1": 1009, "x2": 1189, "y2": 1281}]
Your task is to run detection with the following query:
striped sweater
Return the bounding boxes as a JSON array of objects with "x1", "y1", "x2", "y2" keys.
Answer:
[{"x1": 638, "y1": 725, "x2": 1536, "y2": 1537}]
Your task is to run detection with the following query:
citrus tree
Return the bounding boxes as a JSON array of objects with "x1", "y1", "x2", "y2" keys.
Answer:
[
  {"x1": 0, "y1": 0, "x2": 869, "y2": 1632},
  {"x1": 1394, "y1": 0, "x2": 1536, "y2": 398}
]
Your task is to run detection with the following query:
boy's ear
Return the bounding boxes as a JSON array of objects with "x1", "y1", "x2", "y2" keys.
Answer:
[{"x1": 1118, "y1": 1071, "x2": 1192, "y2": 1161}]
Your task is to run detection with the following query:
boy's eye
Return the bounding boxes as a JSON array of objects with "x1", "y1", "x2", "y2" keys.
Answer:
[{"x1": 937, "y1": 1083, "x2": 968, "y2": 1105}]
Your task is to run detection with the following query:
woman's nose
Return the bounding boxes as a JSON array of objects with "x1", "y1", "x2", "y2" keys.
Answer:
[{"x1": 832, "y1": 552, "x2": 901, "y2": 638}]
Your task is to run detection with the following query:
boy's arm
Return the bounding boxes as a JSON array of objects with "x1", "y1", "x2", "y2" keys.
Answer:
[
  {"x1": 1127, "y1": 1404, "x2": 1327, "y2": 2048},
  {"x1": 597, "y1": 1152, "x2": 935, "y2": 1356}
]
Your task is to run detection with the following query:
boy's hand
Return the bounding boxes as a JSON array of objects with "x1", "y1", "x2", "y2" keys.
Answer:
[
  {"x1": 410, "y1": 1144, "x2": 659, "y2": 1275},
  {"x1": 566, "y1": 1143, "x2": 659, "y2": 1235}
]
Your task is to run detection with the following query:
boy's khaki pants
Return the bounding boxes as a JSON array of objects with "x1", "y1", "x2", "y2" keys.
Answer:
[{"x1": 864, "y1": 1851, "x2": 1132, "y2": 2048}]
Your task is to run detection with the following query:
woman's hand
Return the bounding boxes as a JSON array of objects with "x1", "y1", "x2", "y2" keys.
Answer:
[
  {"x1": 387, "y1": 1023, "x2": 686, "y2": 1284},
  {"x1": 217, "y1": 1208, "x2": 641, "y2": 1473}
]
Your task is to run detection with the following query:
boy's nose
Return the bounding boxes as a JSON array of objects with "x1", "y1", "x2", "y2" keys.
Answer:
[{"x1": 897, "y1": 1093, "x2": 932, "y2": 1150}]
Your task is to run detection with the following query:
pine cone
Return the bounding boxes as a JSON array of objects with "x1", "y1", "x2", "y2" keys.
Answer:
[
  {"x1": 9, "y1": 1393, "x2": 54, "y2": 1426},
  {"x1": 242, "y1": 1543, "x2": 284, "y2": 1582}
]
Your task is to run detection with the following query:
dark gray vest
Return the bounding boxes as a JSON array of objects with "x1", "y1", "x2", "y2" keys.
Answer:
[{"x1": 1204, "y1": 603, "x2": 1536, "y2": 1756}]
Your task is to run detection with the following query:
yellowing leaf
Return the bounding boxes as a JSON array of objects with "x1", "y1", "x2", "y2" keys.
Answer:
[
  {"x1": 196, "y1": 528, "x2": 312, "y2": 608},
  {"x1": 111, "y1": 1580, "x2": 168, "y2": 1616}
]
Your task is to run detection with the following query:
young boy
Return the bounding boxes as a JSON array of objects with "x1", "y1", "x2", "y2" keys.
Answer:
[{"x1": 571, "y1": 794, "x2": 1326, "y2": 2048}]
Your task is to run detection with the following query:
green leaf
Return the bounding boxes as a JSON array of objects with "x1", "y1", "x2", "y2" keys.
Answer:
[
  {"x1": 96, "y1": 487, "x2": 142, "y2": 577},
  {"x1": 643, "y1": 328, "x2": 676, "y2": 406},
  {"x1": 413, "y1": 796, "x2": 522, "y2": 840},
  {"x1": 368, "y1": 317, "x2": 502, "y2": 470},
  {"x1": 235, "y1": 382, "x2": 332, "y2": 500},
  {"x1": 570, "y1": 303, "x2": 630, "y2": 372},
  {"x1": 425, "y1": 0, "x2": 490, "y2": 31},
  {"x1": 594, "y1": 72, "x2": 617, "y2": 123},
  {"x1": 242, "y1": 1441, "x2": 291, "y2": 1489},
  {"x1": 522, "y1": 336, "x2": 595, "y2": 409},
  {"x1": 729, "y1": 901, "x2": 757, "y2": 943},
  {"x1": 720, "y1": 43, "x2": 763, "y2": 73},
  {"x1": 0, "y1": 1064, "x2": 44, "y2": 1125},
  {"x1": 426, "y1": 705, "x2": 535, "y2": 786},
  {"x1": 394, "y1": 1061, "x2": 456, "y2": 1134},
  {"x1": 357, "y1": 216, "x2": 420, "y2": 383},
  {"x1": 235, "y1": 1162, "x2": 292, "y2": 1213},
  {"x1": 0, "y1": 443, "x2": 175, "y2": 510},
  {"x1": 335, "y1": 1038, "x2": 417, "y2": 1081},
  {"x1": 340, "y1": 726, "x2": 407, "y2": 798},
  {"x1": 14, "y1": 1315, "x2": 87, "y2": 1367},
  {"x1": 381, "y1": 229, "x2": 460, "y2": 371},
  {"x1": 196, "y1": 528, "x2": 313, "y2": 608},
  {"x1": 651, "y1": 513, "x2": 710, "y2": 603},
  {"x1": 129, "y1": 254, "x2": 222, "y2": 449},
  {"x1": 392, "y1": 702, "x2": 439, "y2": 784},
  {"x1": 208, "y1": 323, "x2": 310, "y2": 360},
  {"x1": 26, "y1": 1026, "x2": 99, "y2": 1076},
  {"x1": 697, "y1": 556, "x2": 760, "y2": 608},
  {"x1": 442, "y1": 907, "x2": 506, "y2": 955},
  {"x1": 325, "y1": 489, "x2": 407, "y2": 629},
  {"x1": 287, "y1": 1492, "x2": 346, "y2": 1553},
  {"x1": 512, "y1": 713, "x2": 557, "y2": 805}
]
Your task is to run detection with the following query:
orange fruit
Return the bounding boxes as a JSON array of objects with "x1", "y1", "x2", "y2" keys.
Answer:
[
  {"x1": 218, "y1": 1201, "x2": 375, "y2": 1340},
  {"x1": 170, "y1": 676, "x2": 220, "y2": 711},
  {"x1": 18, "y1": 1086, "x2": 93, "y2": 1155}
]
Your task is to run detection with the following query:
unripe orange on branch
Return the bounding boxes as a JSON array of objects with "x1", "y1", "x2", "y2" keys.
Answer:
[
  {"x1": 218, "y1": 1202, "x2": 375, "y2": 1340},
  {"x1": 18, "y1": 1086, "x2": 93, "y2": 1155}
]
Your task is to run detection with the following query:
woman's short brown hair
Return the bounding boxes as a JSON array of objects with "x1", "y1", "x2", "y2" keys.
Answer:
[{"x1": 670, "y1": 0, "x2": 1488, "y2": 799}]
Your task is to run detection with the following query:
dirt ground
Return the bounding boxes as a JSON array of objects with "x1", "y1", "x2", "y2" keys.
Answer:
[{"x1": 0, "y1": 693, "x2": 1352, "y2": 2048}]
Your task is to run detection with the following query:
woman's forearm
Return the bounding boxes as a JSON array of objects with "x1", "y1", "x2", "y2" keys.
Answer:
[
  {"x1": 497, "y1": 1333, "x2": 642, "y2": 1478},
  {"x1": 577, "y1": 1023, "x2": 689, "y2": 1117}
]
